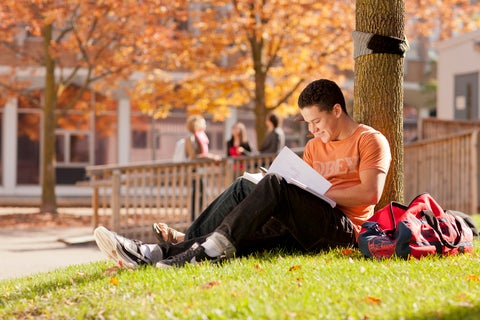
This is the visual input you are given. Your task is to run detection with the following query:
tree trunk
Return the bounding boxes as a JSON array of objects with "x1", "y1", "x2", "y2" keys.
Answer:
[
  {"x1": 354, "y1": 0, "x2": 405, "y2": 207},
  {"x1": 249, "y1": 36, "x2": 268, "y2": 148},
  {"x1": 253, "y1": 71, "x2": 267, "y2": 148},
  {"x1": 40, "y1": 24, "x2": 58, "y2": 213}
]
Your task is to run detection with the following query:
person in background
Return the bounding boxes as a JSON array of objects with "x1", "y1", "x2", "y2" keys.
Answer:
[
  {"x1": 182, "y1": 114, "x2": 221, "y2": 222},
  {"x1": 154, "y1": 120, "x2": 252, "y2": 244},
  {"x1": 258, "y1": 112, "x2": 285, "y2": 154},
  {"x1": 185, "y1": 114, "x2": 221, "y2": 162},
  {"x1": 226, "y1": 121, "x2": 252, "y2": 157}
]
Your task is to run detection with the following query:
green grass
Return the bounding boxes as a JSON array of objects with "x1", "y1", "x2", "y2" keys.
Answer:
[{"x1": 2, "y1": 217, "x2": 480, "y2": 319}]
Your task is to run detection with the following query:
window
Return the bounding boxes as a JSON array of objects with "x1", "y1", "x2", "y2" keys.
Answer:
[
  {"x1": 56, "y1": 135, "x2": 65, "y2": 162},
  {"x1": 95, "y1": 112, "x2": 117, "y2": 165},
  {"x1": 54, "y1": 131, "x2": 90, "y2": 185},
  {"x1": 132, "y1": 130, "x2": 148, "y2": 148},
  {"x1": 17, "y1": 111, "x2": 40, "y2": 185},
  {"x1": 70, "y1": 134, "x2": 89, "y2": 163},
  {"x1": 55, "y1": 131, "x2": 90, "y2": 164}
]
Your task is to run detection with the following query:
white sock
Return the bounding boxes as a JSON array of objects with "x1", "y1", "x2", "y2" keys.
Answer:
[
  {"x1": 201, "y1": 232, "x2": 236, "y2": 258},
  {"x1": 201, "y1": 239, "x2": 223, "y2": 257}
]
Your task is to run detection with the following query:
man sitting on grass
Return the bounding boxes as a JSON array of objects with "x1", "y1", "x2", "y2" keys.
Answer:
[{"x1": 94, "y1": 78, "x2": 391, "y2": 268}]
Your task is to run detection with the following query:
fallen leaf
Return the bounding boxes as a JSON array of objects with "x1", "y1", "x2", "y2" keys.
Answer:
[
  {"x1": 465, "y1": 274, "x2": 479, "y2": 282},
  {"x1": 110, "y1": 277, "x2": 119, "y2": 286},
  {"x1": 103, "y1": 266, "x2": 120, "y2": 276},
  {"x1": 253, "y1": 264, "x2": 263, "y2": 273},
  {"x1": 289, "y1": 265, "x2": 301, "y2": 272},
  {"x1": 201, "y1": 281, "x2": 220, "y2": 289},
  {"x1": 364, "y1": 296, "x2": 381, "y2": 305},
  {"x1": 341, "y1": 249, "x2": 355, "y2": 255}
]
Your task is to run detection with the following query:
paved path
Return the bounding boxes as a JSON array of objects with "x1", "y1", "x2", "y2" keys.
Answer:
[{"x1": 0, "y1": 226, "x2": 105, "y2": 280}]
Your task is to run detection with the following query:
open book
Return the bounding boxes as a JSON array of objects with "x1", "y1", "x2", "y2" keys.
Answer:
[{"x1": 243, "y1": 146, "x2": 336, "y2": 208}]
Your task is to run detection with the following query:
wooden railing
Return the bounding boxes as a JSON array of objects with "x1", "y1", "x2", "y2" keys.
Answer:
[
  {"x1": 85, "y1": 153, "x2": 280, "y2": 242},
  {"x1": 421, "y1": 117, "x2": 480, "y2": 139},
  {"x1": 405, "y1": 118, "x2": 479, "y2": 214},
  {"x1": 421, "y1": 118, "x2": 480, "y2": 213},
  {"x1": 85, "y1": 122, "x2": 479, "y2": 241}
]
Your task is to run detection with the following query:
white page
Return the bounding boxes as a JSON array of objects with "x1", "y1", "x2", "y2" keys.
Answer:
[
  {"x1": 268, "y1": 146, "x2": 335, "y2": 207},
  {"x1": 242, "y1": 171, "x2": 264, "y2": 184}
]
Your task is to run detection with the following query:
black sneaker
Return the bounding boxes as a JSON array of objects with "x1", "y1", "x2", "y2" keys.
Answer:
[
  {"x1": 156, "y1": 243, "x2": 222, "y2": 269},
  {"x1": 94, "y1": 226, "x2": 152, "y2": 268}
]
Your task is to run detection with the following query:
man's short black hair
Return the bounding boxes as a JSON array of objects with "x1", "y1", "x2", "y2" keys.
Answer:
[
  {"x1": 298, "y1": 79, "x2": 347, "y2": 114},
  {"x1": 268, "y1": 112, "x2": 279, "y2": 128}
]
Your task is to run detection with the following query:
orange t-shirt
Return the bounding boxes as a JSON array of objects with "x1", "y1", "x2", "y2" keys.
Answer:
[{"x1": 302, "y1": 124, "x2": 391, "y2": 235}]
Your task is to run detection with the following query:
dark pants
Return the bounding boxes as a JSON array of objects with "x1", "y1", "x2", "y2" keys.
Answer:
[
  {"x1": 190, "y1": 178, "x2": 204, "y2": 222},
  {"x1": 185, "y1": 177, "x2": 256, "y2": 239},
  {"x1": 163, "y1": 173, "x2": 356, "y2": 258}
]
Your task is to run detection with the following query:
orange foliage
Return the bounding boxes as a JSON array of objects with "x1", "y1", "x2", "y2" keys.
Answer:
[
  {"x1": 406, "y1": 0, "x2": 480, "y2": 41},
  {"x1": 138, "y1": 1, "x2": 354, "y2": 121},
  {"x1": 1, "y1": 1, "x2": 480, "y2": 123},
  {"x1": 134, "y1": 0, "x2": 480, "y2": 123},
  {"x1": 0, "y1": 0, "x2": 187, "y2": 99}
]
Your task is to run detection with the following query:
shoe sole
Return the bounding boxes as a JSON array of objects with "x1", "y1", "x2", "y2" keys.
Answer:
[
  {"x1": 94, "y1": 226, "x2": 137, "y2": 269},
  {"x1": 155, "y1": 261, "x2": 173, "y2": 269}
]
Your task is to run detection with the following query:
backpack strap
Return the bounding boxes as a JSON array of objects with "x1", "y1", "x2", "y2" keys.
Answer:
[
  {"x1": 447, "y1": 210, "x2": 479, "y2": 237},
  {"x1": 421, "y1": 210, "x2": 462, "y2": 249}
]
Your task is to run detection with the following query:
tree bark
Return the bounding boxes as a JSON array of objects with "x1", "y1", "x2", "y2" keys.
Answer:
[
  {"x1": 354, "y1": 0, "x2": 405, "y2": 207},
  {"x1": 40, "y1": 23, "x2": 58, "y2": 213},
  {"x1": 249, "y1": 34, "x2": 268, "y2": 148}
]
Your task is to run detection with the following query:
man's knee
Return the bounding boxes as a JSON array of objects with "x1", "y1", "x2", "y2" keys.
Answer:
[{"x1": 237, "y1": 176, "x2": 257, "y2": 193}]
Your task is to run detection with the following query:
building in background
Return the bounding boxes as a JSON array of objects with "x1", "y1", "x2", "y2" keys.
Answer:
[
  {"x1": 436, "y1": 29, "x2": 480, "y2": 121},
  {"x1": 0, "y1": 81, "x2": 302, "y2": 203}
]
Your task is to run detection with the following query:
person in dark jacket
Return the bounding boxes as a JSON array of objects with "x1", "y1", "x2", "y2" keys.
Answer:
[{"x1": 258, "y1": 112, "x2": 285, "y2": 154}]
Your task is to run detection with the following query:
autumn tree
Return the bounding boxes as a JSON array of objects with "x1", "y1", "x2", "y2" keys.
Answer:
[
  {"x1": 136, "y1": 1, "x2": 480, "y2": 148},
  {"x1": 0, "y1": 1, "x2": 186, "y2": 213},
  {"x1": 406, "y1": 0, "x2": 480, "y2": 43},
  {"x1": 135, "y1": 0, "x2": 355, "y2": 147},
  {"x1": 2, "y1": 0, "x2": 479, "y2": 214}
]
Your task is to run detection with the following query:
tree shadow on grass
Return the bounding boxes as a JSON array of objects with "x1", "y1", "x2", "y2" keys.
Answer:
[{"x1": 0, "y1": 261, "x2": 130, "y2": 306}]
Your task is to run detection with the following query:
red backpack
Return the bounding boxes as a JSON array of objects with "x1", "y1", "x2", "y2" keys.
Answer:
[{"x1": 358, "y1": 193, "x2": 478, "y2": 259}]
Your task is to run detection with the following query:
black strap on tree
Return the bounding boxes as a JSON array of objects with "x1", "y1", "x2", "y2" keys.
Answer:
[{"x1": 352, "y1": 30, "x2": 410, "y2": 59}]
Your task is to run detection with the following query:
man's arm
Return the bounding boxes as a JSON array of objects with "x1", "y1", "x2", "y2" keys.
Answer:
[{"x1": 324, "y1": 168, "x2": 387, "y2": 207}]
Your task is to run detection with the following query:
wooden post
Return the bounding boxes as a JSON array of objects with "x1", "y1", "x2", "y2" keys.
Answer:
[
  {"x1": 470, "y1": 130, "x2": 478, "y2": 215},
  {"x1": 111, "y1": 169, "x2": 121, "y2": 232},
  {"x1": 91, "y1": 175, "x2": 99, "y2": 228}
]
